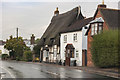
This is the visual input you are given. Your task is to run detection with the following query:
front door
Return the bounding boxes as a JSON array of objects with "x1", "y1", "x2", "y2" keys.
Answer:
[
  {"x1": 66, "y1": 57, "x2": 70, "y2": 66},
  {"x1": 65, "y1": 49, "x2": 70, "y2": 66},
  {"x1": 65, "y1": 44, "x2": 75, "y2": 66},
  {"x1": 82, "y1": 50, "x2": 87, "y2": 66}
]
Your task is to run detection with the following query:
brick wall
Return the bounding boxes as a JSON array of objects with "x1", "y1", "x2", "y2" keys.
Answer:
[{"x1": 87, "y1": 9, "x2": 109, "y2": 67}]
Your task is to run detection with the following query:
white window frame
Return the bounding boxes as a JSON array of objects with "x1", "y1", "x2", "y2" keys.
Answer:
[
  {"x1": 91, "y1": 24, "x2": 94, "y2": 36},
  {"x1": 98, "y1": 23, "x2": 103, "y2": 34},
  {"x1": 95, "y1": 23, "x2": 98, "y2": 35},
  {"x1": 91, "y1": 23, "x2": 103, "y2": 36},
  {"x1": 76, "y1": 50, "x2": 79, "y2": 58}
]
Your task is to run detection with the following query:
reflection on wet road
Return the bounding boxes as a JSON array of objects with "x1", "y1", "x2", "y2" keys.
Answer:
[{"x1": 0, "y1": 60, "x2": 114, "y2": 79}]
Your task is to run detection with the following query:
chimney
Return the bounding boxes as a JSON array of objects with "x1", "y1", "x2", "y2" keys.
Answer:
[
  {"x1": 31, "y1": 34, "x2": 35, "y2": 45},
  {"x1": 98, "y1": 0, "x2": 107, "y2": 8},
  {"x1": 76, "y1": 6, "x2": 81, "y2": 19},
  {"x1": 54, "y1": 7, "x2": 59, "y2": 16}
]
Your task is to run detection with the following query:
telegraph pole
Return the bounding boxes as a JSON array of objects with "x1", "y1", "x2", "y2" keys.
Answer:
[{"x1": 16, "y1": 27, "x2": 18, "y2": 39}]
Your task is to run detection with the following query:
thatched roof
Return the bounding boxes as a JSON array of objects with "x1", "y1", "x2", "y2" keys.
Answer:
[
  {"x1": 38, "y1": 7, "x2": 85, "y2": 46},
  {"x1": 61, "y1": 17, "x2": 93, "y2": 33}
]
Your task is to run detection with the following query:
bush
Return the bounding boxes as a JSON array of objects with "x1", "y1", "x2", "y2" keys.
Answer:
[
  {"x1": 1, "y1": 54, "x2": 8, "y2": 60},
  {"x1": 91, "y1": 30, "x2": 119, "y2": 68},
  {"x1": 33, "y1": 45, "x2": 40, "y2": 57},
  {"x1": 24, "y1": 50, "x2": 33, "y2": 62}
]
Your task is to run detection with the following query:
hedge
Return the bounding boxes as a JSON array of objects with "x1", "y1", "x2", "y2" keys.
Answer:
[
  {"x1": 24, "y1": 50, "x2": 33, "y2": 61},
  {"x1": 1, "y1": 54, "x2": 9, "y2": 60},
  {"x1": 91, "y1": 30, "x2": 119, "y2": 68}
]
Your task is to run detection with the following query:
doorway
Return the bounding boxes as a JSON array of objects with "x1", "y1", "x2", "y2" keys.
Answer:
[{"x1": 65, "y1": 44, "x2": 75, "y2": 66}]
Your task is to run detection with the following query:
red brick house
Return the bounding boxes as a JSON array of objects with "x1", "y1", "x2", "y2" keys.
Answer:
[{"x1": 85, "y1": 3, "x2": 120, "y2": 67}]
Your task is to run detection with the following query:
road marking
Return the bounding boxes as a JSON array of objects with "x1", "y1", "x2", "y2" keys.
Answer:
[{"x1": 0, "y1": 66, "x2": 15, "y2": 78}]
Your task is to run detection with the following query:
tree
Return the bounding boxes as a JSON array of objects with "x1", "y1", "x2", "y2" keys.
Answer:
[
  {"x1": 4, "y1": 35, "x2": 29, "y2": 60},
  {"x1": 0, "y1": 50, "x2": 1, "y2": 54},
  {"x1": 91, "y1": 30, "x2": 119, "y2": 68},
  {"x1": 35, "y1": 38, "x2": 40, "y2": 44},
  {"x1": 33, "y1": 44, "x2": 40, "y2": 57}
]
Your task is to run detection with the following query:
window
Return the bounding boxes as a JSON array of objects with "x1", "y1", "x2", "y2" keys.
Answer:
[
  {"x1": 76, "y1": 50, "x2": 79, "y2": 58},
  {"x1": 64, "y1": 35, "x2": 67, "y2": 43},
  {"x1": 95, "y1": 23, "x2": 98, "y2": 35},
  {"x1": 91, "y1": 23, "x2": 103, "y2": 36},
  {"x1": 98, "y1": 23, "x2": 103, "y2": 33},
  {"x1": 91, "y1": 24, "x2": 94, "y2": 35},
  {"x1": 73, "y1": 33, "x2": 77, "y2": 41}
]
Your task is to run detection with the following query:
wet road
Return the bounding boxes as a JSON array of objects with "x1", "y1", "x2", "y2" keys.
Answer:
[{"x1": 0, "y1": 60, "x2": 115, "y2": 79}]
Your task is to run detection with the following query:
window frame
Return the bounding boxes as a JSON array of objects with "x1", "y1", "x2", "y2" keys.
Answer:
[
  {"x1": 73, "y1": 33, "x2": 77, "y2": 42},
  {"x1": 98, "y1": 23, "x2": 103, "y2": 34},
  {"x1": 64, "y1": 35, "x2": 67, "y2": 43},
  {"x1": 91, "y1": 22, "x2": 103, "y2": 36}
]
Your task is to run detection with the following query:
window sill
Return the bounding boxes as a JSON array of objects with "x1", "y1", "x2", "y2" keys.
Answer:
[{"x1": 73, "y1": 40, "x2": 78, "y2": 42}]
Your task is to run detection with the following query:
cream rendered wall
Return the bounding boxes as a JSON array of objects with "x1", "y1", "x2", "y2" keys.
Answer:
[
  {"x1": 43, "y1": 50, "x2": 48, "y2": 61},
  {"x1": 0, "y1": 45, "x2": 9, "y2": 55},
  {"x1": 60, "y1": 31, "x2": 82, "y2": 66}
]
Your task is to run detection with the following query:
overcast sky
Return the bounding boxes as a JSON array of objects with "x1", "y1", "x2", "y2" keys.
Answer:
[{"x1": 0, "y1": 0, "x2": 119, "y2": 40}]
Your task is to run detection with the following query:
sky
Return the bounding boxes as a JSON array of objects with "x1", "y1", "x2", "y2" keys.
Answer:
[{"x1": 0, "y1": 0, "x2": 119, "y2": 40}]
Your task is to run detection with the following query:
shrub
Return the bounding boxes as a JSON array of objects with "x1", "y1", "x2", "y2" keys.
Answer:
[
  {"x1": 1, "y1": 54, "x2": 8, "y2": 60},
  {"x1": 33, "y1": 45, "x2": 40, "y2": 57},
  {"x1": 91, "y1": 30, "x2": 119, "y2": 68},
  {"x1": 24, "y1": 50, "x2": 33, "y2": 62}
]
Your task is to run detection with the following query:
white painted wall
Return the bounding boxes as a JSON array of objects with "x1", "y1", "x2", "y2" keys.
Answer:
[
  {"x1": 24, "y1": 39, "x2": 36, "y2": 51},
  {"x1": 60, "y1": 26, "x2": 88, "y2": 66},
  {"x1": 60, "y1": 31, "x2": 82, "y2": 66},
  {"x1": 43, "y1": 50, "x2": 49, "y2": 61}
]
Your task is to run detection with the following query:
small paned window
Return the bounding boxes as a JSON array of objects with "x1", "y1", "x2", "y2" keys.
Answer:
[
  {"x1": 73, "y1": 33, "x2": 77, "y2": 41},
  {"x1": 76, "y1": 50, "x2": 79, "y2": 58},
  {"x1": 64, "y1": 35, "x2": 67, "y2": 43},
  {"x1": 95, "y1": 23, "x2": 98, "y2": 35},
  {"x1": 98, "y1": 23, "x2": 103, "y2": 33},
  {"x1": 91, "y1": 23, "x2": 103, "y2": 36},
  {"x1": 91, "y1": 24, "x2": 94, "y2": 35}
]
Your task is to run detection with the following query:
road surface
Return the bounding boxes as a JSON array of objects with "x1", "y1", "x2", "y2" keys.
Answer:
[{"x1": 0, "y1": 60, "x2": 117, "y2": 79}]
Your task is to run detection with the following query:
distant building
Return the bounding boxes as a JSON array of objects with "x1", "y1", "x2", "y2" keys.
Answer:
[
  {"x1": 24, "y1": 34, "x2": 36, "y2": 51},
  {"x1": 0, "y1": 40, "x2": 9, "y2": 55},
  {"x1": 85, "y1": 2, "x2": 120, "y2": 67}
]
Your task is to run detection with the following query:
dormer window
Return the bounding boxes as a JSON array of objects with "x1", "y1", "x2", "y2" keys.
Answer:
[
  {"x1": 91, "y1": 22, "x2": 103, "y2": 36},
  {"x1": 90, "y1": 17, "x2": 104, "y2": 36}
]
